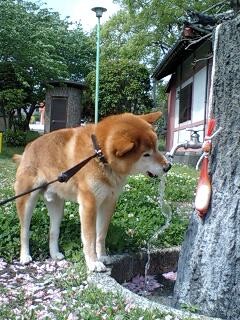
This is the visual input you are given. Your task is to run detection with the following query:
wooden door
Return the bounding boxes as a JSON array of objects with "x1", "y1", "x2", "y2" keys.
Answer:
[{"x1": 50, "y1": 97, "x2": 67, "y2": 131}]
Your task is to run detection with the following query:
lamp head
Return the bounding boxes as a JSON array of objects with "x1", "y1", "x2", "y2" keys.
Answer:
[{"x1": 91, "y1": 6, "x2": 107, "y2": 18}]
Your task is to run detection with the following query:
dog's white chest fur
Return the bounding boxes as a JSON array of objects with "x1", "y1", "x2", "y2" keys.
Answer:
[{"x1": 89, "y1": 173, "x2": 125, "y2": 206}]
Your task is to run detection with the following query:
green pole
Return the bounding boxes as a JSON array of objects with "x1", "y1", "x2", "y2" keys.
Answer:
[
  {"x1": 0, "y1": 132, "x2": 2, "y2": 153},
  {"x1": 92, "y1": 6, "x2": 106, "y2": 124},
  {"x1": 95, "y1": 16, "x2": 101, "y2": 124}
]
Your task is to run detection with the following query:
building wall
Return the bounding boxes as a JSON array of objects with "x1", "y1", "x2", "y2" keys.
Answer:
[
  {"x1": 173, "y1": 67, "x2": 206, "y2": 146},
  {"x1": 192, "y1": 67, "x2": 207, "y2": 123},
  {"x1": 167, "y1": 41, "x2": 212, "y2": 152}
]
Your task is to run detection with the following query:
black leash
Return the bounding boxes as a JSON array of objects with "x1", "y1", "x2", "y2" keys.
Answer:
[{"x1": 0, "y1": 134, "x2": 106, "y2": 206}]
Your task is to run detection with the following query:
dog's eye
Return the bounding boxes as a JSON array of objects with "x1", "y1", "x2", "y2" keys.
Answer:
[{"x1": 143, "y1": 153, "x2": 151, "y2": 157}]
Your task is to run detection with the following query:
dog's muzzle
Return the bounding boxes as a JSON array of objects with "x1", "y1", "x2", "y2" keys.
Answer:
[{"x1": 163, "y1": 163, "x2": 172, "y2": 173}]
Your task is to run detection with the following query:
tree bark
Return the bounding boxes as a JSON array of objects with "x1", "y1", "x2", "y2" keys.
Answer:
[{"x1": 173, "y1": 16, "x2": 240, "y2": 320}]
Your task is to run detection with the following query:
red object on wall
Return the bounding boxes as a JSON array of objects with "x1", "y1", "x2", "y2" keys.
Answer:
[
  {"x1": 195, "y1": 119, "x2": 216, "y2": 218},
  {"x1": 195, "y1": 156, "x2": 212, "y2": 218},
  {"x1": 205, "y1": 119, "x2": 216, "y2": 138}
]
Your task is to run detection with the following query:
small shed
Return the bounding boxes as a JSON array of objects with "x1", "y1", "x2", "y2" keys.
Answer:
[{"x1": 45, "y1": 80, "x2": 86, "y2": 132}]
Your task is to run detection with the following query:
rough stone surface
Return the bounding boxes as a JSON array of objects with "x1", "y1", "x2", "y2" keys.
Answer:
[{"x1": 174, "y1": 16, "x2": 240, "y2": 320}]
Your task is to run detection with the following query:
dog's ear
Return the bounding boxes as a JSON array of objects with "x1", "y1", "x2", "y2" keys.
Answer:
[
  {"x1": 113, "y1": 137, "x2": 135, "y2": 157},
  {"x1": 138, "y1": 111, "x2": 162, "y2": 124}
]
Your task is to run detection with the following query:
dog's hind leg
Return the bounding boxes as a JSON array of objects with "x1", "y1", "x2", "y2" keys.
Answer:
[
  {"x1": 16, "y1": 192, "x2": 39, "y2": 265},
  {"x1": 44, "y1": 193, "x2": 65, "y2": 261}
]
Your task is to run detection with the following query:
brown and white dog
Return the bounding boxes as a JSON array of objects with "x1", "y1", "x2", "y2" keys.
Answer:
[{"x1": 13, "y1": 112, "x2": 171, "y2": 272}]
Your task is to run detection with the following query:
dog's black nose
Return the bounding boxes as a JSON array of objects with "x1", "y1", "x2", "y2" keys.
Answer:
[{"x1": 163, "y1": 163, "x2": 172, "y2": 173}]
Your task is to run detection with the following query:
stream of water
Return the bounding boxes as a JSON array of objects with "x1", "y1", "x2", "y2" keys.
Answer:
[
  {"x1": 123, "y1": 174, "x2": 176, "y2": 300},
  {"x1": 143, "y1": 175, "x2": 173, "y2": 295}
]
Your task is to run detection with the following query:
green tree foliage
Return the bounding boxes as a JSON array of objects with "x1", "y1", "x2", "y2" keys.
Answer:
[
  {"x1": 100, "y1": 0, "x2": 230, "y2": 118},
  {"x1": 86, "y1": 59, "x2": 153, "y2": 119},
  {"x1": 104, "y1": 0, "x2": 231, "y2": 70},
  {"x1": 0, "y1": 88, "x2": 27, "y2": 128},
  {"x1": 0, "y1": 0, "x2": 95, "y2": 131}
]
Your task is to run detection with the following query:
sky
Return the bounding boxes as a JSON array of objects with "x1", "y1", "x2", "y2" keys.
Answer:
[{"x1": 36, "y1": 0, "x2": 121, "y2": 32}]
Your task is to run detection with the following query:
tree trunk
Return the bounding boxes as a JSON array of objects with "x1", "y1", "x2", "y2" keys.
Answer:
[
  {"x1": 24, "y1": 103, "x2": 36, "y2": 131},
  {"x1": 173, "y1": 16, "x2": 240, "y2": 319}
]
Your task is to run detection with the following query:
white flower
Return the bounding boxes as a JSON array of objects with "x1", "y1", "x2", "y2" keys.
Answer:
[
  {"x1": 67, "y1": 312, "x2": 78, "y2": 320},
  {"x1": 124, "y1": 184, "x2": 131, "y2": 191}
]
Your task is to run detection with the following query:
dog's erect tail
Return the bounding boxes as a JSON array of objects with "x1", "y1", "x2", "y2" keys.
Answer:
[{"x1": 12, "y1": 154, "x2": 22, "y2": 167}]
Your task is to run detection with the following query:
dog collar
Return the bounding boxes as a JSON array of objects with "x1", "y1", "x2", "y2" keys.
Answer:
[{"x1": 91, "y1": 134, "x2": 108, "y2": 164}]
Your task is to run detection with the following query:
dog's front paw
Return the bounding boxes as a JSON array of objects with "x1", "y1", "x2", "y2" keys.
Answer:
[
  {"x1": 88, "y1": 260, "x2": 107, "y2": 272},
  {"x1": 51, "y1": 252, "x2": 65, "y2": 261},
  {"x1": 20, "y1": 254, "x2": 32, "y2": 265}
]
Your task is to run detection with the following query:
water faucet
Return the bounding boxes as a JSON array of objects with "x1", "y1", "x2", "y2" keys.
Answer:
[{"x1": 166, "y1": 129, "x2": 203, "y2": 160}]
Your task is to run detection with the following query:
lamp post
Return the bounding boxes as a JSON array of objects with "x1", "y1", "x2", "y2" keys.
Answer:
[{"x1": 92, "y1": 6, "x2": 107, "y2": 124}]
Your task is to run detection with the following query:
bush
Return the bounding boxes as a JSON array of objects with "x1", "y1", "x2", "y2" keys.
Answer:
[
  {"x1": 158, "y1": 137, "x2": 166, "y2": 151},
  {"x1": 86, "y1": 59, "x2": 154, "y2": 118},
  {"x1": 26, "y1": 130, "x2": 40, "y2": 143},
  {"x1": 4, "y1": 129, "x2": 27, "y2": 146},
  {"x1": 165, "y1": 165, "x2": 198, "y2": 202}
]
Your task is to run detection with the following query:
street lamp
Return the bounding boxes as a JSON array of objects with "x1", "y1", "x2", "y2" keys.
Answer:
[{"x1": 92, "y1": 6, "x2": 107, "y2": 124}]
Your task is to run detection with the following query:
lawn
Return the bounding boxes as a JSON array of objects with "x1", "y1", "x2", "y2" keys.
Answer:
[{"x1": 0, "y1": 141, "x2": 198, "y2": 320}]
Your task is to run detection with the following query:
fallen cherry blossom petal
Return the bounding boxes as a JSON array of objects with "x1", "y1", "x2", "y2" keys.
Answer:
[
  {"x1": 123, "y1": 274, "x2": 162, "y2": 296},
  {"x1": 0, "y1": 257, "x2": 87, "y2": 317},
  {"x1": 162, "y1": 271, "x2": 177, "y2": 281}
]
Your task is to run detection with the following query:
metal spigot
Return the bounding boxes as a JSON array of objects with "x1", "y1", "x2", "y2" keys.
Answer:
[
  {"x1": 166, "y1": 128, "x2": 203, "y2": 161},
  {"x1": 185, "y1": 129, "x2": 203, "y2": 149}
]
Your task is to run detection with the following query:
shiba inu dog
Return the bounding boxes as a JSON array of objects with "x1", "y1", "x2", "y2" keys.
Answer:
[{"x1": 13, "y1": 112, "x2": 171, "y2": 272}]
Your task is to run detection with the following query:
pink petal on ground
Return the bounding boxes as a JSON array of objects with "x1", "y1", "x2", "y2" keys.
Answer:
[{"x1": 162, "y1": 271, "x2": 177, "y2": 281}]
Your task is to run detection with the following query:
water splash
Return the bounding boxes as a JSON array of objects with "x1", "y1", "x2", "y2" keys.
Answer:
[{"x1": 144, "y1": 174, "x2": 173, "y2": 287}]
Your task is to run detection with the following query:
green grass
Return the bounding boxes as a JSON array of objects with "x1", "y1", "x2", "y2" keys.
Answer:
[{"x1": 0, "y1": 142, "x2": 198, "y2": 320}]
